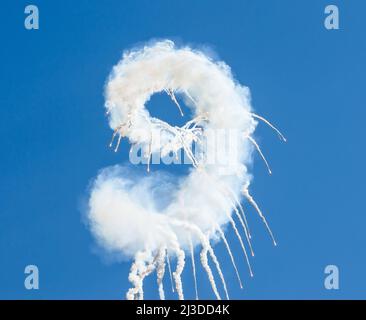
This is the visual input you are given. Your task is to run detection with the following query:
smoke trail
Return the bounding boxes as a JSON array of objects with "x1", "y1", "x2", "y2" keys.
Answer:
[
  {"x1": 172, "y1": 245, "x2": 185, "y2": 300},
  {"x1": 156, "y1": 248, "x2": 166, "y2": 300},
  {"x1": 200, "y1": 241, "x2": 221, "y2": 300},
  {"x1": 189, "y1": 234, "x2": 199, "y2": 300},
  {"x1": 247, "y1": 135, "x2": 272, "y2": 175},
  {"x1": 251, "y1": 113, "x2": 287, "y2": 142},
  {"x1": 216, "y1": 224, "x2": 243, "y2": 289},
  {"x1": 226, "y1": 210, "x2": 254, "y2": 277},
  {"x1": 243, "y1": 185, "x2": 277, "y2": 246},
  {"x1": 87, "y1": 40, "x2": 284, "y2": 299},
  {"x1": 207, "y1": 240, "x2": 230, "y2": 300},
  {"x1": 126, "y1": 250, "x2": 152, "y2": 300},
  {"x1": 166, "y1": 251, "x2": 175, "y2": 293}
]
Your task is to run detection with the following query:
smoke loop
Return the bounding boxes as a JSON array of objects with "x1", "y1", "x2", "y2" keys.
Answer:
[{"x1": 88, "y1": 40, "x2": 284, "y2": 299}]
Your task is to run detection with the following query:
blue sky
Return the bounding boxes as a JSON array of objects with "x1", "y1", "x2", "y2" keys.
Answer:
[{"x1": 0, "y1": 0, "x2": 365, "y2": 299}]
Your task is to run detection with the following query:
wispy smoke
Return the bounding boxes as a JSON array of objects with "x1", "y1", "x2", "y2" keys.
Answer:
[{"x1": 87, "y1": 40, "x2": 285, "y2": 300}]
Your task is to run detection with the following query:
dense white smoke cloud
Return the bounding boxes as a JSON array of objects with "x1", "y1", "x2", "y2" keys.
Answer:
[{"x1": 87, "y1": 40, "x2": 284, "y2": 300}]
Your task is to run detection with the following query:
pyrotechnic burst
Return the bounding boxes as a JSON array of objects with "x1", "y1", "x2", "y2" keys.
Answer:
[{"x1": 87, "y1": 40, "x2": 285, "y2": 300}]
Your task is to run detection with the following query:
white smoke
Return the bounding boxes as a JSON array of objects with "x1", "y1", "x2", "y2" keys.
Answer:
[{"x1": 87, "y1": 40, "x2": 285, "y2": 299}]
